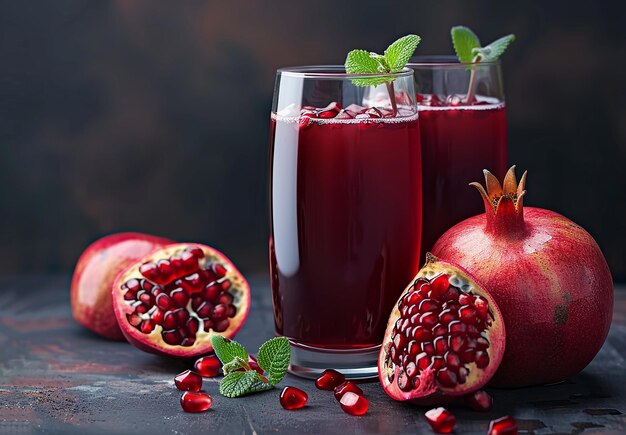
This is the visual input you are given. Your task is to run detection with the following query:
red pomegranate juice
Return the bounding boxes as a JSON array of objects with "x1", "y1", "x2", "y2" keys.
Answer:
[
  {"x1": 269, "y1": 107, "x2": 422, "y2": 349},
  {"x1": 418, "y1": 96, "x2": 507, "y2": 260}
]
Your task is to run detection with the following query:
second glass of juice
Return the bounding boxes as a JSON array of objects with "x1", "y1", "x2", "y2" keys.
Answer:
[
  {"x1": 408, "y1": 57, "x2": 507, "y2": 261},
  {"x1": 269, "y1": 67, "x2": 422, "y2": 378}
]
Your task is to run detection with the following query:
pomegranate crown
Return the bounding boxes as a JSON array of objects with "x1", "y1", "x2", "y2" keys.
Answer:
[
  {"x1": 470, "y1": 166, "x2": 528, "y2": 234},
  {"x1": 470, "y1": 165, "x2": 527, "y2": 214}
]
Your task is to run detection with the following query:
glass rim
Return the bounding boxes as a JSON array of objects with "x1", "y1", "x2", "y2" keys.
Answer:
[
  {"x1": 277, "y1": 65, "x2": 413, "y2": 79},
  {"x1": 408, "y1": 55, "x2": 500, "y2": 68}
]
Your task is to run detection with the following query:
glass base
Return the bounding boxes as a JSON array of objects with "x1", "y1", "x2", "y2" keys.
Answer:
[{"x1": 287, "y1": 340, "x2": 380, "y2": 380}]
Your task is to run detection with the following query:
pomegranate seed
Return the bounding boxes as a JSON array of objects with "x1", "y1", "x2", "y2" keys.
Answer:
[
  {"x1": 416, "y1": 352, "x2": 430, "y2": 370},
  {"x1": 186, "y1": 318, "x2": 199, "y2": 335},
  {"x1": 420, "y1": 312, "x2": 438, "y2": 328},
  {"x1": 459, "y1": 305, "x2": 477, "y2": 323},
  {"x1": 162, "y1": 329, "x2": 181, "y2": 345},
  {"x1": 488, "y1": 416, "x2": 518, "y2": 435},
  {"x1": 279, "y1": 386, "x2": 308, "y2": 410},
  {"x1": 458, "y1": 293, "x2": 474, "y2": 305},
  {"x1": 157, "y1": 260, "x2": 173, "y2": 280},
  {"x1": 162, "y1": 311, "x2": 177, "y2": 329},
  {"x1": 421, "y1": 342, "x2": 434, "y2": 356},
  {"x1": 449, "y1": 335, "x2": 465, "y2": 352},
  {"x1": 406, "y1": 292, "x2": 423, "y2": 305},
  {"x1": 188, "y1": 246, "x2": 204, "y2": 259},
  {"x1": 170, "y1": 288, "x2": 189, "y2": 308},
  {"x1": 413, "y1": 326, "x2": 433, "y2": 342},
  {"x1": 339, "y1": 392, "x2": 368, "y2": 416},
  {"x1": 180, "y1": 250, "x2": 199, "y2": 273},
  {"x1": 182, "y1": 273, "x2": 204, "y2": 294},
  {"x1": 127, "y1": 313, "x2": 142, "y2": 327},
  {"x1": 196, "y1": 301, "x2": 213, "y2": 318},
  {"x1": 436, "y1": 368, "x2": 457, "y2": 388},
  {"x1": 438, "y1": 309, "x2": 456, "y2": 324},
  {"x1": 476, "y1": 336, "x2": 490, "y2": 350},
  {"x1": 315, "y1": 369, "x2": 345, "y2": 390},
  {"x1": 212, "y1": 304, "x2": 228, "y2": 321},
  {"x1": 220, "y1": 280, "x2": 232, "y2": 291},
  {"x1": 434, "y1": 336, "x2": 448, "y2": 354},
  {"x1": 204, "y1": 284, "x2": 221, "y2": 301},
  {"x1": 180, "y1": 391, "x2": 212, "y2": 413},
  {"x1": 461, "y1": 348, "x2": 476, "y2": 363},
  {"x1": 212, "y1": 264, "x2": 227, "y2": 278},
  {"x1": 139, "y1": 262, "x2": 159, "y2": 281},
  {"x1": 431, "y1": 355, "x2": 444, "y2": 370},
  {"x1": 405, "y1": 362, "x2": 418, "y2": 378},
  {"x1": 156, "y1": 293, "x2": 172, "y2": 310},
  {"x1": 334, "y1": 381, "x2": 363, "y2": 401},
  {"x1": 475, "y1": 351, "x2": 490, "y2": 368},
  {"x1": 465, "y1": 390, "x2": 493, "y2": 412},
  {"x1": 194, "y1": 355, "x2": 221, "y2": 377},
  {"x1": 213, "y1": 319, "x2": 229, "y2": 332},
  {"x1": 429, "y1": 274, "x2": 450, "y2": 298},
  {"x1": 425, "y1": 407, "x2": 456, "y2": 434},
  {"x1": 248, "y1": 355, "x2": 264, "y2": 375},
  {"x1": 448, "y1": 320, "x2": 467, "y2": 335},
  {"x1": 140, "y1": 319, "x2": 154, "y2": 333},
  {"x1": 152, "y1": 308, "x2": 164, "y2": 324},
  {"x1": 407, "y1": 340, "x2": 420, "y2": 357},
  {"x1": 126, "y1": 279, "x2": 140, "y2": 293},
  {"x1": 175, "y1": 370, "x2": 202, "y2": 392},
  {"x1": 444, "y1": 351, "x2": 461, "y2": 370},
  {"x1": 419, "y1": 299, "x2": 439, "y2": 313}
]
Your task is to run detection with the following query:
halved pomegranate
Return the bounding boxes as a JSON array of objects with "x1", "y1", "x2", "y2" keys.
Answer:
[
  {"x1": 112, "y1": 243, "x2": 250, "y2": 357},
  {"x1": 378, "y1": 255, "x2": 505, "y2": 403}
]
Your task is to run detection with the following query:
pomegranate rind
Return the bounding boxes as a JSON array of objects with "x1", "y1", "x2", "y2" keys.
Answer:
[
  {"x1": 378, "y1": 254, "x2": 505, "y2": 403},
  {"x1": 112, "y1": 243, "x2": 250, "y2": 358},
  {"x1": 70, "y1": 232, "x2": 172, "y2": 340}
]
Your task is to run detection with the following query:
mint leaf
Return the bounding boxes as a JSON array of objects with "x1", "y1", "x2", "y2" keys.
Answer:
[
  {"x1": 220, "y1": 370, "x2": 260, "y2": 398},
  {"x1": 222, "y1": 356, "x2": 249, "y2": 375},
  {"x1": 451, "y1": 26, "x2": 481, "y2": 63},
  {"x1": 345, "y1": 34, "x2": 421, "y2": 87},
  {"x1": 384, "y1": 34, "x2": 421, "y2": 72},
  {"x1": 210, "y1": 335, "x2": 248, "y2": 365},
  {"x1": 472, "y1": 34, "x2": 516, "y2": 62},
  {"x1": 257, "y1": 337, "x2": 290, "y2": 385},
  {"x1": 345, "y1": 49, "x2": 388, "y2": 87}
]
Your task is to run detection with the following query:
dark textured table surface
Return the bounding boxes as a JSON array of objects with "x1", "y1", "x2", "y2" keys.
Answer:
[{"x1": 1, "y1": 276, "x2": 624, "y2": 434}]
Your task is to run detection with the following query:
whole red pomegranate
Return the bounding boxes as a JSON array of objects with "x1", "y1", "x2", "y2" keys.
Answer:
[
  {"x1": 432, "y1": 166, "x2": 613, "y2": 387},
  {"x1": 71, "y1": 232, "x2": 172, "y2": 340},
  {"x1": 112, "y1": 243, "x2": 250, "y2": 357},
  {"x1": 379, "y1": 256, "x2": 505, "y2": 403}
]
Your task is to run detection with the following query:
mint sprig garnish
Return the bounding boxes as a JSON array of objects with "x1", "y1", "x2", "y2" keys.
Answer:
[
  {"x1": 451, "y1": 26, "x2": 515, "y2": 103},
  {"x1": 210, "y1": 335, "x2": 291, "y2": 398},
  {"x1": 345, "y1": 34, "x2": 421, "y2": 87},
  {"x1": 451, "y1": 26, "x2": 515, "y2": 63}
]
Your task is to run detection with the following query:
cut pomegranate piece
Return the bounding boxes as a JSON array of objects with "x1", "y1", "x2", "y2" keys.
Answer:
[
  {"x1": 279, "y1": 386, "x2": 308, "y2": 410},
  {"x1": 378, "y1": 256, "x2": 505, "y2": 403},
  {"x1": 333, "y1": 381, "x2": 363, "y2": 401},
  {"x1": 180, "y1": 391, "x2": 213, "y2": 413},
  {"x1": 194, "y1": 355, "x2": 221, "y2": 378},
  {"x1": 465, "y1": 389, "x2": 493, "y2": 412},
  {"x1": 424, "y1": 407, "x2": 456, "y2": 434},
  {"x1": 339, "y1": 392, "x2": 368, "y2": 416},
  {"x1": 315, "y1": 369, "x2": 345, "y2": 391},
  {"x1": 488, "y1": 416, "x2": 518, "y2": 435},
  {"x1": 112, "y1": 243, "x2": 250, "y2": 358},
  {"x1": 174, "y1": 370, "x2": 202, "y2": 392}
]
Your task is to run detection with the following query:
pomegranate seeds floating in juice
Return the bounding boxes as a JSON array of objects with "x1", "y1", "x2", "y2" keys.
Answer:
[
  {"x1": 315, "y1": 369, "x2": 346, "y2": 391},
  {"x1": 279, "y1": 386, "x2": 308, "y2": 410},
  {"x1": 194, "y1": 355, "x2": 221, "y2": 378},
  {"x1": 180, "y1": 391, "x2": 213, "y2": 413},
  {"x1": 424, "y1": 407, "x2": 456, "y2": 434},
  {"x1": 174, "y1": 370, "x2": 202, "y2": 392},
  {"x1": 488, "y1": 416, "x2": 518, "y2": 435},
  {"x1": 339, "y1": 392, "x2": 368, "y2": 416}
]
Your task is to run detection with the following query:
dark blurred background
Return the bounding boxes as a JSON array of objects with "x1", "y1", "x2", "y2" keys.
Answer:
[{"x1": 1, "y1": 1, "x2": 625, "y2": 279}]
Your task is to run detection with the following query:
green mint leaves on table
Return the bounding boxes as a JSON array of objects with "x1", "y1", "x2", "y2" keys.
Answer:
[
  {"x1": 451, "y1": 26, "x2": 515, "y2": 63},
  {"x1": 210, "y1": 335, "x2": 290, "y2": 398},
  {"x1": 345, "y1": 34, "x2": 421, "y2": 87}
]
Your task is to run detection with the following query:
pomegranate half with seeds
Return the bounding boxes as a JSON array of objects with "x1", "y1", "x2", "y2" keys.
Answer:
[
  {"x1": 112, "y1": 243, "x2": 250, "y2": 357},
  {"x1": 378, "y1": 255, "x2": 505, "y2": 403}
]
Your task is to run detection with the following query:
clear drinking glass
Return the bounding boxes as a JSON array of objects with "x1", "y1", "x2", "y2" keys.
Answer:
[
  {"x1": 408, "y1": 56, "x2": 507, "y2": 262},
  {"x1": 268, "y1": 66, "x2": 422, "y2": 379}
]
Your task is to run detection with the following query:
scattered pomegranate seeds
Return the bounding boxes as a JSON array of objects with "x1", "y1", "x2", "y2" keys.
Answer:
[
  {"x1": 339, "y1": 392, "x2": 368, "y2": 416},
  {"x1": 315, "y1": 369, "x2": 346, "y2": 391},
  {"x1": 424, "y1": 407, "x2": 456, "y2": 434},
  {"x1": 248, "y1": 355, "x2": 264, "y2": 375},
  {"x1": 194, "y1": 355, "x2": 221, "y2": 378},
  {"x1": 174, "y1": 370, "x2": 202, "y2": 392},
  {"x1": 465, "y1": 389, "x2": 493, "y2": 412},
  {"x1": 488, "y1": 416, "x2": 518, "y2": 435},
  {"x1": 180, "y1": 391, "x2": 213, "y2": 413},
  {"x1": 333, "y1": 381, "x2": 363, "y2": 401},
  {"x1": 279, "y1": 386, "x2": 308, "y2": 410}
]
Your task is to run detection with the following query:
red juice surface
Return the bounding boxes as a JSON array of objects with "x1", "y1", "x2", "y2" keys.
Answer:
[
  {"x1": 269, "y1": 110, "x2": 422, "y2": 349},
  {"x1": 418, "y1": 96, "x2": 507, "y2": 260}
]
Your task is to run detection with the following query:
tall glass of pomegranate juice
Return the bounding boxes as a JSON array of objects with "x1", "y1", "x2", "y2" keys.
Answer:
[
  {"x1": 269, "y1": 66, "x2": 422, "y2": 378},
  {"x1": 408, "y1": 57, "x2": 507, "y2": 261}
]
